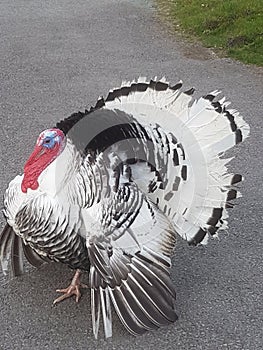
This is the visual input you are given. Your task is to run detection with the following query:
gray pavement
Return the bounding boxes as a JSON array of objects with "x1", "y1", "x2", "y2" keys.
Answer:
[{"x1": 0, "y1": 1, "x2": 262, "y2": 349}]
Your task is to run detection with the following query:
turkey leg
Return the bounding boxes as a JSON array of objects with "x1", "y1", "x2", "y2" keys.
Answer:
[{"x1": 53, "y1": 269, "x2": 88, "y2": 305}]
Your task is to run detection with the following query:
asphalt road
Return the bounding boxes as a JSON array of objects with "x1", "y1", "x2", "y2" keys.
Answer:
[{"x1": 0, "y1": 1, "x2": 262, "y2": 349}]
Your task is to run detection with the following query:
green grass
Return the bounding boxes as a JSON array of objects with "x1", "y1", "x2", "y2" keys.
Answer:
[{"x1": 156, "y1": 0, "x2": 263, "y2": 66}]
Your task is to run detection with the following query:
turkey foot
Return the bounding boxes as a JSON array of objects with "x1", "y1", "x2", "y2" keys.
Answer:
[{"x1": 53, "y1": 269, "x2": 88, "y2": 305}]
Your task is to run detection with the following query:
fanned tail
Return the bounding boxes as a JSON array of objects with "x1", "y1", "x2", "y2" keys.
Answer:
[{"x1": 97, "y1": 77, "x2": 250, "y2": 244}]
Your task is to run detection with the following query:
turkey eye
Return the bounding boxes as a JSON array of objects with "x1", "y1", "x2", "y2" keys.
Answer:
[{"x1": 44, "y1": 139, "x2": 51, "y2": 144}]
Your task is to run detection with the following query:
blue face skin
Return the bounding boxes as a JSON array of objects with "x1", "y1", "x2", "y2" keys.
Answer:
[{"x1": 40, "y1": 131, "x2": 61, "y2": 149}]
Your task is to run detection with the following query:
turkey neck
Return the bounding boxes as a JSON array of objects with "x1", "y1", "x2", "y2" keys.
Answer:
[
  {"x1": 37, "y1": 137, "x2": 82, "y2": 198},
  {"x1": 37, "y1": 137, "x2": 107, "y2": 208}
]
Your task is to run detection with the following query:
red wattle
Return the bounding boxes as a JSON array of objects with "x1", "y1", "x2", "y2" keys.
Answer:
[
  {"x1": 21, "y1": 181, "x2": 27, "y2": 194},
  {"x1": 21, "y1": 176, "x2": 39, "y2": 193},
  {"x1": 21, "y1": 144, "x2": 59, "y2": 193}
]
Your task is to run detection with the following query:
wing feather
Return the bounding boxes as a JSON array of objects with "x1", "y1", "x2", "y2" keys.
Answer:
[
  {"x1": 0, "y1": 224, "x2": 18, "y2": 275},
  {"x1": 10, "y1": 234, "x2": 24, "y2": 276},
  {"x1": 0, "y1": 224, "x2": 48, "y2": 277},
  {"x1": 88, "y1": 237, "x2": 177, "y2": 338}
]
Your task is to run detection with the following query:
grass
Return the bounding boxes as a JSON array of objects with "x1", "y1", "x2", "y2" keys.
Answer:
[{"x1": 155, "y1": 0, "x2": 263, "y2": 66}]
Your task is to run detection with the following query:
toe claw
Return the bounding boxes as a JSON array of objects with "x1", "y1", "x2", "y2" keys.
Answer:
[
  {"x1": 53, "y1": 293, "x2": 70, "y2": 305},
  {"x1": 55, "y1": 288, "x2": 65, "y2": 293}
]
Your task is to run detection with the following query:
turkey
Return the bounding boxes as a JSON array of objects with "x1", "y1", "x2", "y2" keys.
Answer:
[{"x1": 0, "y1": 77, "x2": 249, "y2": 338}]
